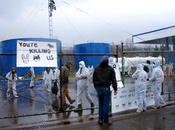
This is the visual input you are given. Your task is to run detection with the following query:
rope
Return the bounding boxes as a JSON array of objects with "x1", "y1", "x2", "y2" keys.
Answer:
[
  {"x1": 57, "y1": 6, "x2": 86, "y2": 41},
  {"x1": 0, "y1": 0, "x2": 44, "y2": 41},
  {"x1": 61, "y1": 0, "x2": 146, "y2": 42}
]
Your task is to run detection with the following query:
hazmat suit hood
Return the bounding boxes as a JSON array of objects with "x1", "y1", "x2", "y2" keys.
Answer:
[
  {"x1": 100, "y1": 57, "x2": 109, "y2": 68},
  {"x1": 46, "y1": 67, "x2": 50, "y2": 74},
  {"x1": 11, "y1": 67, "x2": 16, "y2": 74},
  {"x1": 79, "y1": 61, "x2": 86, "y2": 68},
  {"x1": 137, "y1": 64, "x2": 143, "y2": 71}
]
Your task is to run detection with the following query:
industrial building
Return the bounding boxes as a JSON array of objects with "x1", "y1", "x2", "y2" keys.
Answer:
[{"x1": 132, "y1": 25, "x2": 175, "y2": 69}]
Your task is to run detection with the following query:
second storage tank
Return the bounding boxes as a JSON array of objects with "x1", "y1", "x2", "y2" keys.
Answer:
[{"x1": 73, "y1": 42, "x2": 112, "y2": 69}]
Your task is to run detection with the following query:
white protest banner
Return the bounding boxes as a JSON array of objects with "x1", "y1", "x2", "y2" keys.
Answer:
[
  {"x1": 17, "y1": 40, "x2": 57, "y2": 67},
  {"x1": 111, "y1": 83, "x2": 154, "y2": 113}
]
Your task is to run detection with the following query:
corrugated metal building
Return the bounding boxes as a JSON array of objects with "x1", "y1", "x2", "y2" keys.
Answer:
[{"x1": 132, "y1": 25, "x2": 175, "y2": 68}]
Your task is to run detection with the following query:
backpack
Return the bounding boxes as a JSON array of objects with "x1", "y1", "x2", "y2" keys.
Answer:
[{"x1": 52, "y1": 81, "x2": 58, "y2": 95}]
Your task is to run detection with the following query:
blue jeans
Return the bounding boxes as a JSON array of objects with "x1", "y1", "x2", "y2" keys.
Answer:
[{"x1": 95, "y1": 86, "x2": 110, "y2": 122}]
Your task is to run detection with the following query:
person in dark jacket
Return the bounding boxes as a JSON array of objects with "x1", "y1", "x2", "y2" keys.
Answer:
[
  {"x1": 61, "y1": 64, "x2": 75, "y2": 109},
  {"x1": 93, "y1": 57, "x2": 117, "y2": 125}
]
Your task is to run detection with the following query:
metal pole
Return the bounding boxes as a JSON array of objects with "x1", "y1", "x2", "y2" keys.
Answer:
[
  {"x1": 48, "y1": 0, "x2": 52, "y2": 38},
  {"x1": 115, "y1": 45, "x2": 118, "y2": 62},
  {"x1": 59, "y1": 42, "x2": 63, "y2": 112},
  {"x1": 161, "y1": 43, "x2": 164, "y2": 95},
  {"x1": 121, "y1": 42, "x2": 124, "y2": 84},
  {"x1": 48, "y1": 0, "x2": 56, "y2": 39}
]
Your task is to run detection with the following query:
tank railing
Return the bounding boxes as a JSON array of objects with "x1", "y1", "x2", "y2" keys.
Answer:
[
  {"x1": 2, "y1": 50, "x2": 175, "y2": 55},
  {"x1": 122, "y1": 50, "x2": 175, "y2": 54},
  {"x1": 0, "y1": 53, "x2": 16, "y2": 55},
  {"x1": 0, "y1": 53, "x2": 118, "y2": 56},
  {"x1": 60, "y1": 53, "x2": 118, "y2": 56}
]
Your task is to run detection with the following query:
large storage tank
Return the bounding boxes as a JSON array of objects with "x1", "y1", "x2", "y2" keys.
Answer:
[
  {"x1": 73, "y1": 42, "x2": 112, "y2": 69},
  {"x1": 0, "y1": 38, "x2": 61, "y2": 76}
]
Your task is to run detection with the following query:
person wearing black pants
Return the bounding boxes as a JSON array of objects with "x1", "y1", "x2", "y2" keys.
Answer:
[{"x1": 93, "y1": 57, "x2": 117, "y2": 125}]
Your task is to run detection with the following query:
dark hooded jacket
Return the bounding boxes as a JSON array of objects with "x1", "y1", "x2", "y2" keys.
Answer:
[{"x1": 93, "y1": 58, "x2": 117, "y2": 91}]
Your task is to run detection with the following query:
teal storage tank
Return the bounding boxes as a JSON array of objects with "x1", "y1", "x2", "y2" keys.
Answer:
[
  {"x1": 73, "y1": 42, "x2": 112, "y2": 70},
  {"x1": 0, "y1": 38, "x2": 61, "y2": 76}
]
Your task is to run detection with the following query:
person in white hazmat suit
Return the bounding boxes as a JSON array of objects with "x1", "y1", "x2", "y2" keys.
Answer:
[
  {"x1": 149, "y1": 60, "x2": 166, "y2": 108},
  {"x1": 132, "y1": 64, "x2": 148, "y2": 112},
  {"x1": 75, "y1": 61, "x2": 94, "y2": 110},
  {"x1": 52, "y1": 68, "x2": 60, "y2": 87},
  {"x1": 43, "y1": 67, "x2": 53, "y2": 92},
  {"x1": 29, "y1": 67, "x2": 35, "y2": 88},
  {"x1": 6, "y1": 67, "x2": 18, "y2": 98}
]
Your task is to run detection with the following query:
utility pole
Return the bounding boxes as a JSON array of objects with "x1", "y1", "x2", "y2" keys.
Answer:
[{"x1": 48, "y1": 0, "x2": 56, "y2": 39}]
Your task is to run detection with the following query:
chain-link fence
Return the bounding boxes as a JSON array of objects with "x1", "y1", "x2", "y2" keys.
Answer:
[
  {"x1": 0, "y1": 46, "x2": 118, "y2": 126},
  {"x1": 1, "y1": 43, "x2": 175, "y2": 126}
]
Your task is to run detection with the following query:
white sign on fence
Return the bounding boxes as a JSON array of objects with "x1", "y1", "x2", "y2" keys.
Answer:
[
  {"x1": 108, "y1": 57, "x2": 124, "y2": 88},
  {"x1": 111, "y1": 84, "x2": 154, "y2": 113},
  {"x1": 16, "y1": 40, "x2": 57, "y2": 67}
]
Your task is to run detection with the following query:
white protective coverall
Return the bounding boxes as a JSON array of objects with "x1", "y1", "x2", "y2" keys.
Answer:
[
  {"x1": 6, "y1": 71, "x2": 18, "y2": 97},
  {"x1": 29, "y1": 67, "x2": 35, "y2": 88},
  {"x1": 132, "y1": 64, "x2": 148, "y2": 112},
  {"x1": 52, "y1": 68, "x2": 60, "y2": 81},
  {"x1": 43, "y1": 68, "x2": 53, "y2": 92},
  {"x1": 76, "y1": 61, "x2": 93, "y2": 107},
  {"x1": 149, "y1": 60, "x2": 165, "y2": 107}
]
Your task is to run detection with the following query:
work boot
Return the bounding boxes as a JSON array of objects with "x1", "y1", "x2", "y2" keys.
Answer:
[
  {"x1": 6, "y1": 93, "x2": 10, "y2": 98},
  {"x1": 90, "y1": 102, "x2": 94, "y2": 108},
  {"x1": 103, "y1": 120, "x2": 112, "y2": 126},
  {"x1": 70, "y1": 99, "x2": 75, "y2": 104},
  {"x1": 14, "y1": 95, "x2": 19, "y2": 98},
  {"x1": 98, "y1": 119, "x2": 103, "y2": 125},
  {"x1": 30, "y1": 86, "x2": 34, "y2": 89},
  {"x1": 108, "y1": 112, "x2": 112, "y2": 117},
  {"x1": 74, "y1": 104, "x2": 82, "y2": 112},
  {"x1": 136, "y1": 108, "x2": 142, "y2": 113},
  {"x1": 143, "y1": 107, "x2": 147, "y2": 112},
  {"x1": 63, "y1": 104, "x2": 70, "y2": 110}
]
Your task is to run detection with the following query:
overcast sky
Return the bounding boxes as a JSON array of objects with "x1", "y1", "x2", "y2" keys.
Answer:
[{"x1": 0, "y1": 0, "x2": 175, "y2": 46}]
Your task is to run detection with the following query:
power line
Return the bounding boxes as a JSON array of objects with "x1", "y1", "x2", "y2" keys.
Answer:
[
  {"x1": 61, "y1": 1, "x2": 89, "y2": 15},
  {"x1": 0, "y1": 0, "x2": 44, "y2": 41},
  {"x1": 57, "y1": 6, "x2": 85, "y2": 41},
  {"x1": 61, "y1": 0, "x2": 146, "y2": 43}
]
